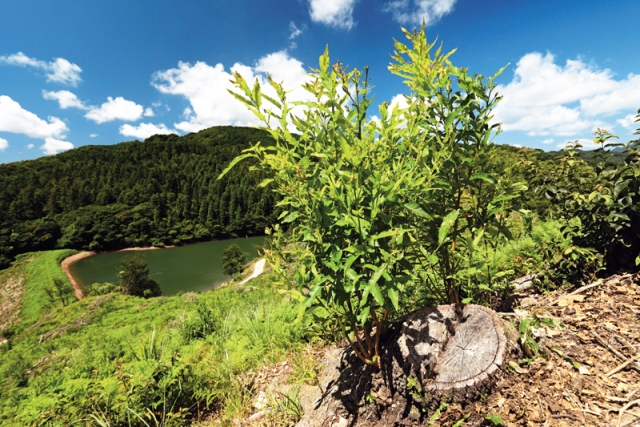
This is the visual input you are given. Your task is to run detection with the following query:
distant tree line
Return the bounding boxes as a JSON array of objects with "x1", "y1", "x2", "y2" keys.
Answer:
[
  {"x1": 0, "y1": 126, "x2": 279, "y2": 269},
  {"x1": 0, "y1": 122, "x2": 608, "y2": 271}
]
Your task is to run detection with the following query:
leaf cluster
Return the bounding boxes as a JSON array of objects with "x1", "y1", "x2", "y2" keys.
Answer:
[{"x1": 221, "y1": 26, "x2": 521, "y2": 365}]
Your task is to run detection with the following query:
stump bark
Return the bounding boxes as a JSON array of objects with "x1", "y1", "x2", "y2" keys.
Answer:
[{"x1": 397, "y1": 304, "x2": 506, "y2": 406}]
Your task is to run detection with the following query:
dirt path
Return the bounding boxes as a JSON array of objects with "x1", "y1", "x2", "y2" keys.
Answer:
[
  {"x1": 239, "y1": 258, "x2": 266, "y2": 285},
  {"x1": 61, "y1": 251, "x2": 95, "y2": 300}
]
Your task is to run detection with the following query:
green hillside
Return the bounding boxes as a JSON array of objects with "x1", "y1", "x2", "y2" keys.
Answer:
[{"x1": 0, "y1": 127, "x2": 279, "y2": 269}]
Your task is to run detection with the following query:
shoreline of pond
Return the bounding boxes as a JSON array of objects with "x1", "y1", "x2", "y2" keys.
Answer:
[
  {"x1": 61, "y1": 251, "x2": 95, "y2": 300},
  {"x1": 62, "y1": 237, "x2": 266, "y2": 297}
]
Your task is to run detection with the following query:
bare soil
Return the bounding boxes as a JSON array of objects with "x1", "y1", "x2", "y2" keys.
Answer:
[{"x1": 60, "y1": 251, "x2": 95, "y2": 300}]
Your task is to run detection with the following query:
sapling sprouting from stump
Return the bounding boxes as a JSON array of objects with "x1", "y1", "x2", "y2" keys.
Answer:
[{"x1": 219, "y1": 26, "x2": 518, "y2": 378}]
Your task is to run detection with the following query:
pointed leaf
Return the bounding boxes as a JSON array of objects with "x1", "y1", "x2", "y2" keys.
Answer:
[
  {"x1": 438, "y1": 210, "x2": 459, "y2": 245},
  {"x1": 404, "y1": 202, "x2": 433, "y2": 219},
  {"x1": 217, "y1": 153, "x2": 254, "y2": 180}
]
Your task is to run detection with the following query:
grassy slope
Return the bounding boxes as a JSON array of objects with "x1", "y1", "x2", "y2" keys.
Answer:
[
  {"x1": 19, "y1": 250, "x2": 77, "y2": 325},
  {"x1": 0, "y1": 250, "x2": 76, "y2": 331},
  {"x1": 0, "y1": 251, "x2": 308, "y2": 426},
  {"x1": 0, "y1": 221, "x2": 579, "y2": 426}
]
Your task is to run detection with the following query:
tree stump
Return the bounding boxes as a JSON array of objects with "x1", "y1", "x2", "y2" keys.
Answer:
[{"x1": 397, "y1": 304, "x2": 506, "y2": 407}]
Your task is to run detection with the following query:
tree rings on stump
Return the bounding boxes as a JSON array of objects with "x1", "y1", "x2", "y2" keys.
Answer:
[{"x1": 397, "y1": 304, "x2": 506, "y2": 407}]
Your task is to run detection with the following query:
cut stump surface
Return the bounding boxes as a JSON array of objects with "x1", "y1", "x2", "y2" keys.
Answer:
[{"x1": 397, "y1": 304, "x2": 506, "y2": 404}]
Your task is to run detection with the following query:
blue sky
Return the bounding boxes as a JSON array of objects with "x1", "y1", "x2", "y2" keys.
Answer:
[{"x1": 1, "y1": 0, "x2": 639, "y2": 163}]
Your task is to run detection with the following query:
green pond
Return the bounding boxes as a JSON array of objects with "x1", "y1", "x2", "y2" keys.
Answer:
[{"x1": 68, "y1": 236, "x2": 266, "y2": 296}]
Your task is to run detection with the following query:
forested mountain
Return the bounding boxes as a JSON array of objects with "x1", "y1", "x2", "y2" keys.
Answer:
[
  {"x1": 0, "y1": 123, "x2": 603, "y2": 270},
  {"x1": 0, "y1": 127, "x2": 278, "y2": 268}
]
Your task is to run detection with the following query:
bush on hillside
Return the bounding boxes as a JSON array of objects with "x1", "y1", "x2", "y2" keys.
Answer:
[
  {"x1": 221, "y1": 244, "x2": 247, "y2": 276},
  {"x1": 118, "y1": 255, "x2": 161, "y2": 298}
]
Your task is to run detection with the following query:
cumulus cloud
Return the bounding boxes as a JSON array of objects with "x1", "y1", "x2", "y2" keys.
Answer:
[
  {"x1": 89, "y1": 133, "x2": 98, "y2": 138},
  {"x1": 143, "y1": 107, "x2": 154, "y2": 117},
  {"x1": 152, "y1": 50, "x2": 309, "y2": 133},
  {"x1": 0, "y1": 95, "x2": 73, "y2": 154},
  {"x1": 0, "y1": 52, "x2": 82, "y2": 86},
  {"x1": 0, "y1": 138, "x2": 7, "y2": 151},
  {"x1": 542, "y1": 138, "x2": 554, "y2": 144},
  {"x1": 493, "y1": 52, "x2": 640, "y2": 137},
  {"x1": 41, "y1": 137, "x2": 74, "y2": 155},
  {"x1": 85, "y1": 96, "x2": 144, "y2": 123},
  {"x1": 119, "y1": 123, "x2": 177, "y2": 140},
  {"x1": 389, "y1": 94, "x2": 409, "y2": 110},
  {"x1": 308, "y1": 0, "x2": 357, "y2": 30},
  {"x1": 384, "y1": 0, "x2": 456, "y2": 25},
  {"x1": 43, "y1": 90, "x2": 87, "y2": 109},
  {"x1": 27, "y1": 144, "x2": 34, "y2": 149},
  {"x1": 617, "y1": 113, "x2": 639, "y2": 130},
  {"x1": 0, "y1": 95, "x2": 68, "y2": 139}
]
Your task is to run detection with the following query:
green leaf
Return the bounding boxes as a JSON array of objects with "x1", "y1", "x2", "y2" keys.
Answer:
[
  {"x1": 387, "y1": 287, "x2": 399, "y2": 310},
  {"x1": 340, "y1": 137, "x2": 358, "y2": 166},
  {"x1": 404, "y1": 202, "x2": 433, "y2": 219},
  {"x1": 369, "y1": 264, "x2": 386, "y2": 287},
  {"x1": 368, "y1": 282, "x2": 384, "y2": 306},
  {"x1": 282, "y1": 211, "x2": 300, "y2": 223},
  {"x1": 258, "y1": 178, "x2": 274, "y2": 188},
  {"x1": 438, "y1": 210, "x2": 459, "y2": 245},
  {"x1": 470, "y1": 173, "x2": 497, "y2": 185},
  {"x1": 371, "y1": 230, "x2": 395, "y2": 240},
  {"x1": 217, "y1": 153, "x2": 254, "y2": 180},
  {"x1": 484, "y1": 413, "x2": 504, "y2": 425}
]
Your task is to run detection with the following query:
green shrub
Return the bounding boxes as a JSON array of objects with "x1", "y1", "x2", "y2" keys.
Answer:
[
  {"x1": 220, "y1": 26, "x2": 521, "y2": 367},
  {"x1": 221, "y1": 244, "x2": 248, "y2": 276}
]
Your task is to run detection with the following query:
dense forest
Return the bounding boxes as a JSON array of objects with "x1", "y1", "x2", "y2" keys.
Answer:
[
  {"x1": 1, "y1": 123, "x2": 635, "y2": 275},
  {"x1": 0, "y1": 127, "x2": 279, "y2": 269}
]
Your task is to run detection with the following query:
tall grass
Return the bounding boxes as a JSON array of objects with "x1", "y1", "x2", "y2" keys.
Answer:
[
  {"x1": 0, "y1": 251, "x2": 309, "y2": 426},
  {"x1": 18, "y1": 249, "x2": 77, "y2": 326}
]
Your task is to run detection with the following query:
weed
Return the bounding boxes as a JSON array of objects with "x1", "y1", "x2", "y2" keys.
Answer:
[
  {"x1": 264, "y1": 387, "x2": 304, "y2": 427},
  {"x1": 287, "y1": 344, "x2": 319, "y2": 385},
  {"x1": 483, "y1": 412, "x2": 505, "y2": 425},
  {"x1": 427, "y1": 402, "x2": 448, "y2": 426}
]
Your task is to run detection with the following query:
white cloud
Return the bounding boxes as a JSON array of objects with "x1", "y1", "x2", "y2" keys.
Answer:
[
  {"x1": 43, "y1": 90, "x2": 87, "y2": 109},
  {"x1": 493, "y1": 52, "x2": 640, "y2": 137},
  {"x1": 27, "y1": 144, "x2": 34, "y2": 149},
  {"x1": 85, "y1": 96, "x2": 144, "y2": 123},
  {"x1": 0, "y1": 138, "x2": 7, "y2": 151},
  {"x1": 47, "y1": 58, "x2": 83, "y2": 86},
  {"x1": 0, "y1": 95, "x2": 73, "y2": 154},
  {"x1": 41, "y1": 137, "x2": 74, "y2": 155},
  {"x1": 152, "y1": 50, "x2": 309, "y2": 133},
  {"x1": 89, "y1": 133, "x2": 98, "y2": 138},
  {"x1": 143, "y1": 107, "x2": 154, "y2": 117},
  {"x1": 389, "y1": 94, "x2": 409, "y2": 110},
  {"x1": 119, "y1": 123, "x2": 177, "y2": 140},
  {"x1": 0, "y1": 95, "x2": 68, "y2": 139},
  {"x1": 0, "y1": 52, "x2": 82, "y2": 86},
  {"x1": 384, "y1": 0, "x2": 456, "y2": 25},
  {"x1": 542, "y1": 138, "x2": 554, "y2": 144},
  {"x1": 289, "y1": 22, "x2": 303, "y2": 39},
  {"x1": 308, "y1": 0, "x2": 357, "y2": 30},
  {"x1": 617, "y1": 113, "x2": 639, "y2": 130}
]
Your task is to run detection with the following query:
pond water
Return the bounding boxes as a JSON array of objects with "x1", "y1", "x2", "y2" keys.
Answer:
[{"x1": 68, "y1": 236, "x2": 266, "y2": 296}]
